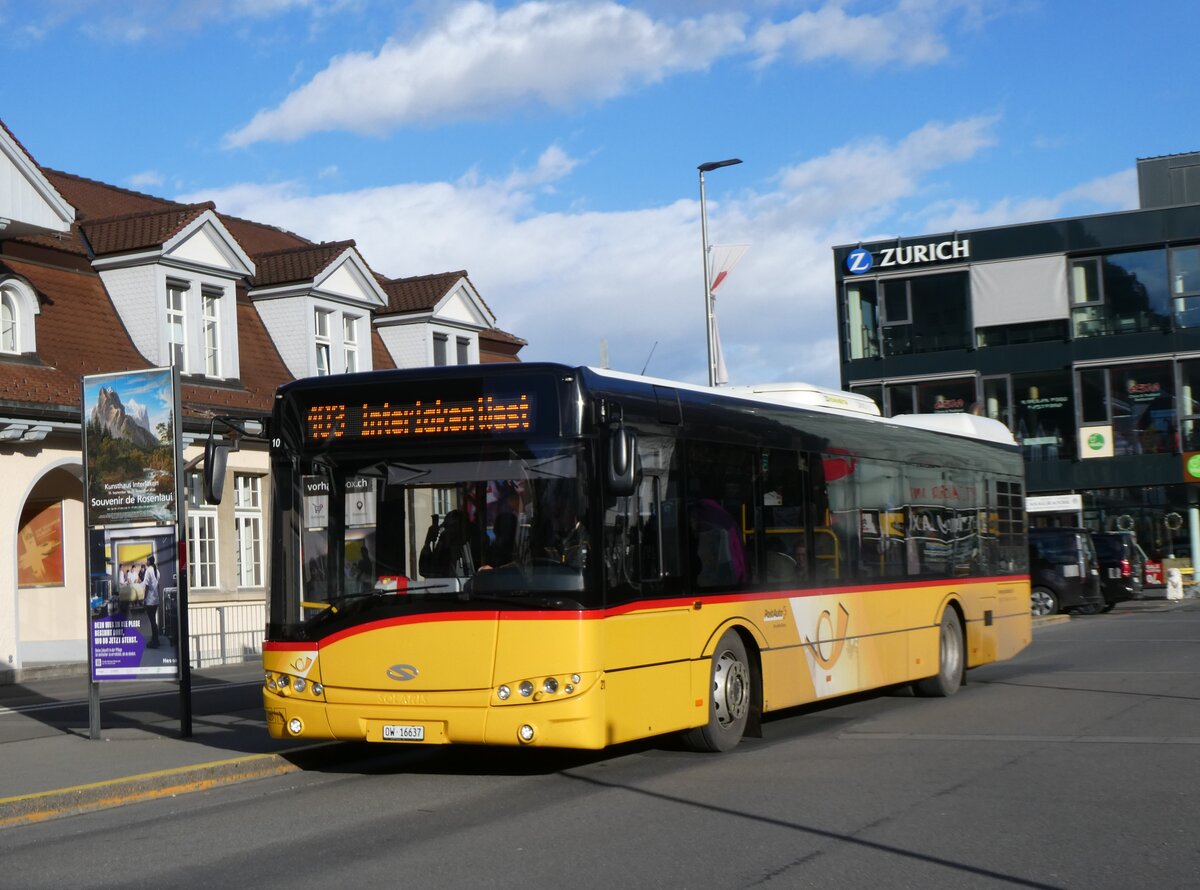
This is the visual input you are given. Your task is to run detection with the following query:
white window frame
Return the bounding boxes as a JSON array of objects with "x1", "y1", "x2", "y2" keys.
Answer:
[
  {"x1": 186, "y1": 472, "x2": 218, "y2": 589},
  {"x1": 234, "y1": 473, "x2": 264, "y2": 588},
  {"x1": 315, "y1": 308, "x2": 332, "y2": 376},
  {"x1": 343, "y1": 314, "x2": 359, "y2": 373},
  {"x1": 167, "y1": 281, "x2": 189, "y2": 372},
  {"x1": 0, "y1": 290, "x2": 14, "y2": 353},
  {"x1": 202, "y1": 288, "x2": 221, "y2": 377}
]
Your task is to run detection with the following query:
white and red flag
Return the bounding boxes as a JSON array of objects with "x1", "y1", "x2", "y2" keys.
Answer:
[{"x1": 708, "y1": 244, "x2": 749, "y2": 385}]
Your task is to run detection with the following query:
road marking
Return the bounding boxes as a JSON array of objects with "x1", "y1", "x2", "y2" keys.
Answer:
[{"x1": 0, "y1": 752, "x2": 301, "y2": 828}]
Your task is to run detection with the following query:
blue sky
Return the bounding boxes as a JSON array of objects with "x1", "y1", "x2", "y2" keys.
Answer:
[{"x1": 2, "y1": 0, "x2": 1195, "y2": 388}]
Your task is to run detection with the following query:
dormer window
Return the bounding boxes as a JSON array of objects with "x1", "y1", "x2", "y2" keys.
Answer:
[
  {"x1": 167, "y1": 281, "x2": 188, "y2": 371},
  {"x1": 315, "y1": 308, "x2": 332, "y2": 376},
  {"x1": 202, "y1": 288, "x2": 221, "y2": 377},
  {"x1": 0, "y1": 276, "x2": 40, "y2": 356},
  {"x1": 162, "y1": 278, "x2": 232, "y2": 379},
  {"x1": 344, "y1": 315, "x2": 359, "y2": 373},
  {"x1": 1, "y1": 292, "x2": 14, "y2": 353}
]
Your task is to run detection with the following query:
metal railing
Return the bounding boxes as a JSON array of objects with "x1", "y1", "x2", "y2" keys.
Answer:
[{"x1": 185, "y1": 602, "x2": 266, "y2": 668}]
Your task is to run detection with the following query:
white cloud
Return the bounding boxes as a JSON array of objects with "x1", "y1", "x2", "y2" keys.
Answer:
[
  {"x1": 750, "y1": 0, "x2": 988, "y2": 69},
  {"x1": 224, "y1": 1, "x2": 745, "y2": 146},
  {"x1": 190, "y1": 118, "x2": 1129, "y2": 389},
  {"x1": 127, "y1": 170, "x2": 166, "y2": 189},
  {"x1": 917, "y1": 168, "x2": 1139, "y2": 232}
]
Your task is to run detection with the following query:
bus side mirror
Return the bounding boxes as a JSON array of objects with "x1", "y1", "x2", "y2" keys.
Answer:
[
  {"x1": 606, "y1": 424, "x2": 637, "y2": 496},
  {"x1": 203, "y1": 434, "x2": 232, "y2": 505}
]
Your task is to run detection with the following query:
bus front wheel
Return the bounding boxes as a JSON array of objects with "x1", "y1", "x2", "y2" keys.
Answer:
[
  {"x1": 913, "y1": 608, "x2": 963, "y2": 698},
  {"x1": 685, "y1": 630, "x2": 751, "y2": 753}
]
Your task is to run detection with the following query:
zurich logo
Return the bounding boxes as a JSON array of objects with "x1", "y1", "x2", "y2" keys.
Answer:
[
  {"x1": 846, "y1": 248, "x2": 873, "y2": 275},
  {"x1": 386, "y1": 663, "x2": 420, "y2": 682}
]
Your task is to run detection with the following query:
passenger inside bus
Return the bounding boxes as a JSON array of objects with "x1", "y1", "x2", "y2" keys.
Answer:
[
  {"x1": 689, "y1": 497, "x2": 748, "y2": 587},
  {"x1": 483, "y1": 511, "x2": 518, "y2": 569},
  {"x1": 418, "y1": 509, "x2": 479, "y2": 577}
]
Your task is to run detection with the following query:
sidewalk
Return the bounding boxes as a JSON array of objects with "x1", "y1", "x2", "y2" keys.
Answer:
[{"x1": 0, "y1": 664, "x2": 325, "y2": 829}]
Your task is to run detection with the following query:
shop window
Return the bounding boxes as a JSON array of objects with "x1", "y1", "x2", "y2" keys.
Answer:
[
  {"x1": 916, "y1": 378, "x2": 977, "y2": 414},
  {"x1": 845, "y1": 280, "x2": 880, "y2": 359},
  {"x1": 880, "y1": 273, "x2": 970, "y2": 356},
  {"x1": 1170, "y1": 245, "x2": 1200, "y2": 328},
  {"x1": 1111, "y1": 363, "x2": 1175, "y2": 455},
  {"x1": 1076, "y1": 363, "x2": 1175, "y2": 456},
  {"x1": 1071, "y1": 250, "x2": 1170, "y2": 337},
  {"x1": 1179, "y1": 360, "x2": 1200, "y2": 450},
  {"x1": 976, "y1": 319, "x2": 1067, "y2": 347},
  {"x1": 886, "y1": 383, "x2": 915, "y2": 416},
  {"x1": 850, "y1": 384, "x2": 883, "y2": 414},
  {"x1": 1013, "y1": 371, "x2": 1074, "y2": 462},
  {"x1": 982, "y1": 376, "x2": 1012, "y2": 429}
]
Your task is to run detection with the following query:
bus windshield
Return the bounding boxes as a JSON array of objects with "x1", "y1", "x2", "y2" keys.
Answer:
[{"x1": 283, "y1": 441, "x2": 592, "y2": 628}]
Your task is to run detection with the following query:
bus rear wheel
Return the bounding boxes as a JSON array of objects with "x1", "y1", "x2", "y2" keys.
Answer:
[
  {"x1": 685, "y1": 630, "x2": 751, "y2": 753},
  {"x1": 914, "y1": 608, "x2": 963, "y2": 698}
]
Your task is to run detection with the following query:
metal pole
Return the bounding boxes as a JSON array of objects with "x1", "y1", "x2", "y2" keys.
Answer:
[
  {"x1": 696, "y1": 158, "x2": 742, "y2": 387},
  {"x1": 699, "y1": 169, "x2": 715, "y2": 387}
]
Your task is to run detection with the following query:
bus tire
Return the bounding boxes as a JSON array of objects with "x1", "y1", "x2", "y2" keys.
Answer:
[
  {"x1": 685, "y1": 630, "x2": 751, "y2": 753},
  {"x1": 914, "y1": 608, "x2": 963, "y2": 698}
]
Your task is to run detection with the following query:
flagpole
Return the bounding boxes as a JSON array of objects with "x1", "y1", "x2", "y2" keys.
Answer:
[{"x1": 697, "y1": 158, "x2": 742, "y2": 387}]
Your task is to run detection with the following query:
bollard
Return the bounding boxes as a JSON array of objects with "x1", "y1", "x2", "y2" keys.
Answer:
[{"x1": 1166, "y1": 567, "x2": 1184, "y2": 601}]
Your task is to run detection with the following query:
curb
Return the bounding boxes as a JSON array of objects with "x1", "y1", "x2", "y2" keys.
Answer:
[{"x1": 0, "y1": 752, "x2": 301, "y2": 829}]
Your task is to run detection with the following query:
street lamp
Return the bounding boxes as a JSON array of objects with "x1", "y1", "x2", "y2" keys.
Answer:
[{"x1": 698, "y1": 158, "x2": 742, "y2": 386}]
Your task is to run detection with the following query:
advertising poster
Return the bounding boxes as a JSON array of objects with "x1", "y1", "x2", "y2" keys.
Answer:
[
  {"x1": 83, "y1": 366, "x2": 183, "y2": 684},
  {"x1": 82, "y1": 368, "x2": 176, "y2": 526},
  {"x1": 87, "y1": 526, "x2": 181, "y2": 680},
  {"x1": 17, "y1": 500, "x2": 65, "y2": 587}
]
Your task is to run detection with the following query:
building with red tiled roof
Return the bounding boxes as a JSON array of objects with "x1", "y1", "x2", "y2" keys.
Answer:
[{"x1": 0, "y1": 117, "x2": 523, "y2": 680}]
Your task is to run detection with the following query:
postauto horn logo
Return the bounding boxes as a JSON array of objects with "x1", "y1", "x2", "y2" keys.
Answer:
[{"x1": 846, "y1": 239, "x2": 970, "y2": 275}]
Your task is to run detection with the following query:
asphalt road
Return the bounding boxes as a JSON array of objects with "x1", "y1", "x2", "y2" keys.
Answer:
[{"x1": 2, "y1": 601, "x2": 1198, "y2": 890}]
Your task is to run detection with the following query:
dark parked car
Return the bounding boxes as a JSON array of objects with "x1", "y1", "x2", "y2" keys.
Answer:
[
  {"x1": 1089, "y1": 531, "x2": 1146, "y2": 611},
  {"x1": 1028, "y1": 527, "x2": 1104, "y2": 617}
]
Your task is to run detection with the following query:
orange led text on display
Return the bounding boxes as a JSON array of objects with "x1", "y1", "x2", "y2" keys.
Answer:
[{"x1": 306, "y1": 394, "x2": 532, "y2": 441}]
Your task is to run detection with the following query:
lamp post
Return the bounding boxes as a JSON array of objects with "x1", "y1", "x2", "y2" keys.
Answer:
[{"x1": 698, "y1": 158, "x2": 742, "y2": 386}]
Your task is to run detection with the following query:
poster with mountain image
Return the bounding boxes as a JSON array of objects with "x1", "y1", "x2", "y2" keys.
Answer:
[{"x1": 83, "y1": 368, "x2": 177, "y2": 527}]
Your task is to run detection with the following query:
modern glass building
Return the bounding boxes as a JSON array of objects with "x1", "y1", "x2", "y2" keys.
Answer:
[{"x1": 833, "y1": 152, "x2": 1200, "y2": 568}]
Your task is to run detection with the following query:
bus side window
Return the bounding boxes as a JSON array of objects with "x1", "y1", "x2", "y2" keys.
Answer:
[
  {"x1": 603, "y1": 434, "x2": 681, "y2": 598},
  {"x1": 686, "y1": 442, "x2": 756, "y2": 591}
]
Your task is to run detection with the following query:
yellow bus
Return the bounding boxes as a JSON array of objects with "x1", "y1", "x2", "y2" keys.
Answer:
[{"x1": 207, "y1": 363, "x2": 1029, "y2": 752}]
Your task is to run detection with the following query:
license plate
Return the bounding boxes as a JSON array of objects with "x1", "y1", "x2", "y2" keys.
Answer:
[{"x1": 382, "y1": 724, "x2": 425, "y2": 741}]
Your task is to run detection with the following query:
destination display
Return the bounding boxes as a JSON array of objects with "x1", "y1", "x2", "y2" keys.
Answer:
[{"x1": 306, "y1": 393, "x2": 533, "y2": 441}]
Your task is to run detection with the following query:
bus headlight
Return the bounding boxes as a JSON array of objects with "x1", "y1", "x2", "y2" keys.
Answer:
[
  {"x1": 497, "y1": 685, "x2": 511, "y2": 701},
  {"x1": 292, "y1": 677, "x2": 307, "y2": 693},
  {"x1": 311, "y1": 683, "x2": 324, "y2": 697},
  {"x1": 519, "y1": 724, "x2": 535, "y2": 742},
  {"x1": 518, "y1": 680, "x2": 534, "y2": 698},
  {"x1": 542, "y1": 678, "x2": 559, "y2": 694},
  {"x1": 288, "y1": 718, "x2": 303, "y2": 735}
]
